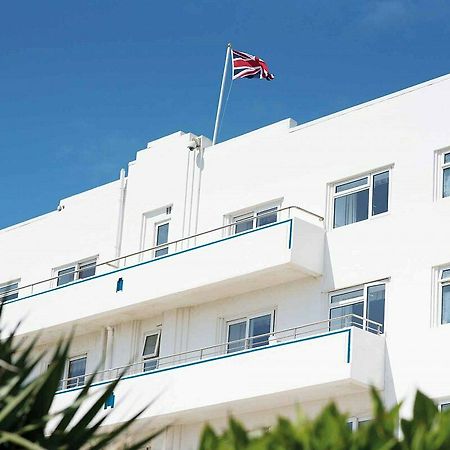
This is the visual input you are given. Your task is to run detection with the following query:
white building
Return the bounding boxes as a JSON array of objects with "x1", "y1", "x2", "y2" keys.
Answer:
[{"x1": 1, "y1": 73, "x2": 450, "y2": 448}]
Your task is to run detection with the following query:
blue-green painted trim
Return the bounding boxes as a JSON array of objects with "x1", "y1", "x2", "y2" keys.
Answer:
[
  {"x1": 5, "y1": 219, "x2": 293, "y2": 307},
  {"x1": 288, "y1": 219, "x2": 293, "y2": 249},
  {"x1": 56, "y1": 327, "x2": 352, "y2": 395}
]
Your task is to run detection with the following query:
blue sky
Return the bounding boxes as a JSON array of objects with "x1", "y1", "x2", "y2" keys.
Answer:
[{"x1": 1, "y1": 0, "x2": 449, "y2": 229}]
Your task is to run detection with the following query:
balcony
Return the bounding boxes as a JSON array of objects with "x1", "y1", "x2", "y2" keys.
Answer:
[
  {"x1": 51, "y1": 316, "x2": 385, "y2": 427},
  {"x1": 2, "y1": 207, "x2": 325, "y2": 337}
]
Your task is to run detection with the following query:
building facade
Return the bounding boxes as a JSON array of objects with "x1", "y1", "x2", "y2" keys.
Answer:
[{"x1": 1, "y1": 73, "x2": 450, "y2": 448}]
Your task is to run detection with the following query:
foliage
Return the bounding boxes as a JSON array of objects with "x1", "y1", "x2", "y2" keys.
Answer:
[
  {"x1": 0, "y1": 315, "x2": 158, "y2": 449},
  {"x1": 199, "y1": 388, "x2": 450, "y2": 450}
]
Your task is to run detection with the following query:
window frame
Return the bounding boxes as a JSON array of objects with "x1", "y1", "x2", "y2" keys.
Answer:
[
  {"x1": 438, "y1": 148, "x2": 450, "y2": 199},
  {"x1": 0, "y1": 279, "x2": 20, "y2": 303},
  {"x1": 329, "y1": 281, "x2": 387, "y2": 333},
  {"x1": 54, "y1": 257, "x2": 98, "y2": 287},
  {"x1": 439, "y1": 267, "x2": 450, "y2": 326},
  {"x1": 64, "y1": 354, "x2": 87, "y2": 389},
  {"x1": 330, "y1": 167, "x2": 391, "y2": 229},
  {"x1": 229, "y1": 203, "x2": 280, "y2": 236},
  {"x1": 142, "y1": 330, "x2": 161, "y2": 372},
  {"x1": 153, "y1": 220, "x2": 170, "y2": 258},
  {"x1": 225, "y1": 310, "x2": 275, "y2": 353},
  {"x1": 439, "y1": 402, "x2": 450, "y2": 412},
  {"x1": 347, "y1": 416, "x2": 372, "y2": 432}
]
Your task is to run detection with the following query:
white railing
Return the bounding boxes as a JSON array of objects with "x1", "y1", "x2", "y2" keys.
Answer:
[
  {"x1": 57, "y1": 314, "x2": 381, "y2": 391},
  {"x1": 4, "y1": 205, "x2": 323, "y2": 302}
]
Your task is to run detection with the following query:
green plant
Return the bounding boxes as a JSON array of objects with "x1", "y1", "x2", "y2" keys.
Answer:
[
  {"x1": 0, "y1": 316, "x2": 158, "y2": 449},
  {"x1": 199, "y1": 388, "x2": 450, "y2": 450}
]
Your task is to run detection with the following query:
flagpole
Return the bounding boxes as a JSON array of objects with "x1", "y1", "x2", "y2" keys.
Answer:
[{"x1": 212, "y1": 43, "x2": 232, "y2": 145}]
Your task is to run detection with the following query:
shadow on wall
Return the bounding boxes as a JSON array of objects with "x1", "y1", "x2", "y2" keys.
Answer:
[{"x1": 321, "y1": 234, "x2": 397, "y2": 408}]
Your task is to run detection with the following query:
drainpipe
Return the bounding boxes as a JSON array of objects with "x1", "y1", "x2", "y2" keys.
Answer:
[
  {"x1": 115, "y1": 168, "x2": 127, "y2": 264},
  {"x1": 104, "y1": 326, "x2": 114, "y2": 377}
]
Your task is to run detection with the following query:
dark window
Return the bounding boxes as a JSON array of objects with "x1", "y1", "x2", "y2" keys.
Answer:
[
  {"x1": 143, "y1": 333, "x2": 160, "y2": 372},
  {"x1": 372, "y1": 171, "x2": 389, "y2": 215},
  {"x1": 67, "y1": 356, "x2": 86, "y2": 388},
  {"x1": 330, "y1": 302, "x2": 364, "y2": 330},
  {"x1": 78, "y1": 261, "x2": 96, "y2": 279},
  {"x1": 333, "y1": 170, "x2": 390, "y2": 229},
  {"x1": 57, "y1": 267, "x2": 75, "y2": 286},
  {"x1": 155, "y1": 223, "x2": 169, "y2": 257},
  {"x1": 256, "y1": 208, "x2": 278, "y2": 227},
  {"x1": 441, "y1": 285, "x2": 450, "y2": 325},
  {"x1": 367, "y1": 284, "x2": 386, "y2": 333},
  {"x1": 0, "y1": 282, "x2": 19, "y2": 302},
  {"x1": 333, "y1": 190, "x2": 369, "y2": 228},
  {"x1": 443, "y1": 168, "x2": 450, "y2": 198}
]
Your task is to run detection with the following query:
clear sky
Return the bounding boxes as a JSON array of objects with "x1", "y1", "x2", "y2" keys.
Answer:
[{"x1": 1, "y1": 0, "x2": 449, "y2": 229}]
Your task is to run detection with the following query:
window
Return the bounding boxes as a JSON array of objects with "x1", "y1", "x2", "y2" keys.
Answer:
[
  {"x1": 347, "y1": 418, "x2": 373, "y2": 431},
  {"x1": 440, "y1": 402, "x2": 450, "y2": 412},
  {"x1": 226, "y1": 312, "x2": 273, "y2": 353},
  {"x1": 442, "y1": 152, "x2": 450, "y2": 198},
  {"x1": 232, "y1": 207, "x2": 278, "y2": 235},
  {"x1": 332, "y1": 170, "x2": 390, "y2": 228},
  {"x1": 440, "y1": 268, "x2": 450, "y2": 325},
  {"x1": 142, "y1": 331, "x2": 161, "y2": 372},
  {"x1": 329, "y1": 283, "x2": 386, "y2": 333},
  {"x1": 0, "y1": 280, "x2": 19, "y2": 302},
  {"x1": 154, "y1": 222, "x2": 169, "y2": 257},
  {"x1": 56, "y1": 259, "x2": 97, "y2": 286},
  {"x1": 66, "y1": 356, "x2": 87, "y2": 388}
]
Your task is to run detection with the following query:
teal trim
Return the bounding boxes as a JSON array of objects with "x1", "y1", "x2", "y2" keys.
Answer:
[
  {"x1": 288, "y1": 219, "x2": 293, "y2": 249},
  {"x1": 56, "y1": 327, "x2": 352, "y2": 395},
  {"x1": 5, "y1": 219, "x2": 293, "y2": 306}
]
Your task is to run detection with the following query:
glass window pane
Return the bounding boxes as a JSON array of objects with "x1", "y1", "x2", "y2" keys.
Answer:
[
  {"x1": 234, "y1": 216, "x2": 254, "y2": 234},
  {"x1": 333, "y1": 189, "x2": 369, "y2": 228},
  {"x1": 441, "y1": 403, "x2": 450, "y2": 412},
  {"x1": 78, "y1": 261, "x2": 96, "y2": 280},
  {"x1": 156, "y1": 223, "x2": 169, "y2": 246},
  {"x1": 227, "y1": 321, "x2": 246, "y2": 353},
  {"x1": 67, "y1": 357, "x2": 86, "y2": 388},
  {"x1": 0, "y1": 283, "x2": 19, "y2": 302},
  {"x1": 144, "y1": 359, "x2": 158, "y2": 372},
  {"x1": 367, "y1": 284, "x2": 385, "y2": 333},
  {"x1": 143, "y1": 334, "x2": 159, "y2": 357},
  {"x1": 330, "y1": 302, "x2": 364, "y2": 330},
  {"x1": 331, "y1": 289, "x2": 364, "y2": 304},
  {"x1": 155, "y1": 223, "x2": 169, "y2": 257},
  {"x1": 444, "y1": 153, "x2": 450, "y2": 164},
  {"x1": 249, "y1": 314, "x2": 272, "y2": 348},
  {"x1": 441, "y1": 285, "x2": 450, "y2": 325},
  {"x1": 155, "y1": 247, "x2": 169, "y2": 257},
  {"x1": 441, "y1": 269, "x2": 450, "y2": 280},
  {"x1": 335, "y1": 177, "x2": 368, "y2": 193},
  {"x1": 57, "y1": 267, "x2": 75, "y2": 286},
  {"x1": 372, "y1": 171, "x2": 389, "y2": 216},
  {"x1": 256, "y1": 208, "x2": 277, "y2": 227},
  {"x1": 443, "y1": 168, "x2": 450, "y2": 198}
]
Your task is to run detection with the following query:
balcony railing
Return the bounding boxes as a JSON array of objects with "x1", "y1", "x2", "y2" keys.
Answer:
[
  {"x1": 4, "y1": 205, "x2": 324, "y2": 303},
  {"x1": 57, "y1": 314, "x2": 382, "y2": 392}
]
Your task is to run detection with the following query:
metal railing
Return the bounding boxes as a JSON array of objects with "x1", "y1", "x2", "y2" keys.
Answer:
[
  {"x1": 57, "y1": 314, "x2": 381, "y2": 391},
  {"x1": 4, "y1": 205, "x2": 324, "y2": 301}
]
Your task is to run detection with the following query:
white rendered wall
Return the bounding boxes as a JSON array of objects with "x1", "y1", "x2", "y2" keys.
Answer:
[{"x1": 1, "y1": 74, "x2": 450, "y2": 443}]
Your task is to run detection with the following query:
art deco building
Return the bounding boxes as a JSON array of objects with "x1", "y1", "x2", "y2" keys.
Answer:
[{"x1": 1, "y1": 73, "x2": 450, "y2": 448}]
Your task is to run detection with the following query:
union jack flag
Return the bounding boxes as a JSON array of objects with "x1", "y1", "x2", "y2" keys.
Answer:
[{"x1": 231, "y1": 49, "x2": 274, "y2": 81}]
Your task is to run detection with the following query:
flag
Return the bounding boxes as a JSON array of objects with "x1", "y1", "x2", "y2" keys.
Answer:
[{"x1": 231, "y1": 49, "x2": 274, "y2": 81}]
